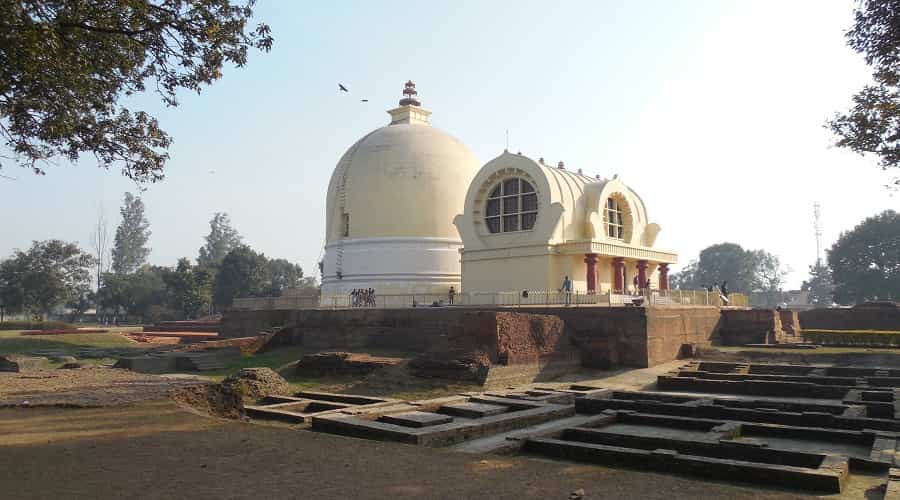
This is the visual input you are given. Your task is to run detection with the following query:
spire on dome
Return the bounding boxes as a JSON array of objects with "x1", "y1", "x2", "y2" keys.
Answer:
[
  {"x1": 387, "y1": 80, "x2": 431, "y2": 125},
  {"x1": 399, "y1": 80, "x2": 421, "y2": 107}
]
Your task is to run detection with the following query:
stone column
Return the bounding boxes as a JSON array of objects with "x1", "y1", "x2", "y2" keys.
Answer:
[
  {"x1": 658, "y1": 263, "x2": 669, "y2": 290},
  {"x1": 636, "y1": 260, "x2": 649, "y2": 291},
  {"x1": 613, "y1": 257, "x2": 625, "y2": 292},
  {"x1": 584, "y1": 253, "x2": 598, "y2": 293}
]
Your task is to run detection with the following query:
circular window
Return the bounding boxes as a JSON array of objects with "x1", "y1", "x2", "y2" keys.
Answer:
[{"x1": 484, "y1": 178, "x2": 537, "y2": 233}]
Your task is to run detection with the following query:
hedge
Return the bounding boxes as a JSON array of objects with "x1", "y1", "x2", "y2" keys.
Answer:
[
  {"x1": 803, "y1": 329, "x2": 900, "y2": 347},
  {"x1": 0, "y1": 320, "x2": 75, "y2": 331}
]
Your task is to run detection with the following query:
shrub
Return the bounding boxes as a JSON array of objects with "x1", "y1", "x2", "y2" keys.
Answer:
[
  {"x1": 803, "y1": 329, "x2": 900, "y2": 347},
  {"x1": 0, "y1": 320, "x2": 75, "y2": 331}
]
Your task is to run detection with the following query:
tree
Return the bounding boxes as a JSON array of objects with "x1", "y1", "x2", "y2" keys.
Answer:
[
  {"x1": 0, "y1": 258, "x2": 25, "y2": 321},
  {"x1": 829, "y1": 0, "x2": 900, "y2": 187},
  {"x1": 98, "y1": 265, "x2": 167, "y2": 322},
  {"x1": 802, "y1": 261, "x2": 835, "y2": 307},
  {"x1": 751, "y1": 250, "x2": 790, "y2": 307},
  {"x1": 828, "y1": 210, "x2": 900, "y2": 303},
  {"x1": 91, "y1": 204, "x2": 111, "y2": 291},
  {"x1": 213, "y1": 246, "x2": 267, "y2": 308},
  {"x1": 198, "y1": 212, "x2": 242, "y2": 267},
  {"x1": 670, "y1": 243, "x2": 758, "y2": 292},
  {"x1": 265, "y1": 258, "x2": 303, "y2": 296},
  {"x1": 111, "y1": 192, "x2": 151, "y2": 274},
  {"x1": 0, "y1": 1, "x2": 272, "y2": 183},
  {"x1": 163, "y1": 257, "x2": 212, "y2": 319},
  {"x1": 0, "y1": 240, "x2": 94, "y2": 319}
]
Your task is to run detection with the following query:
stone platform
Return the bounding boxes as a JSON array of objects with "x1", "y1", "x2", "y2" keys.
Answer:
[{"x1": 284, "y1": 359, "x2": 900, "y2": 494}]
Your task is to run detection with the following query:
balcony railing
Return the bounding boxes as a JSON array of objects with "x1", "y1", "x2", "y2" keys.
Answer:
[{"x1": 231, "y1": 289, "x2": 748, "y2": 311}]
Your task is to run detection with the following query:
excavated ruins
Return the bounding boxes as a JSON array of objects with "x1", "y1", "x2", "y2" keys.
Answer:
[{"x1": 240, "y1": 358, "x2": 900, "y2": 495}]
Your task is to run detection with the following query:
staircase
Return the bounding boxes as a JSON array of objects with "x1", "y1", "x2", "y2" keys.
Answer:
[{"x1": 174, "y1": 352, "x2": 227, "y2": 372}]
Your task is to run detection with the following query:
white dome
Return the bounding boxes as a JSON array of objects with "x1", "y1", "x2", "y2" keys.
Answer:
[
  {"x1": 320, "y1": 86, "x2": 481, "y2": 300},
  {"x1": 325, "y1": 115, "x2": 480, "y2": 243}
]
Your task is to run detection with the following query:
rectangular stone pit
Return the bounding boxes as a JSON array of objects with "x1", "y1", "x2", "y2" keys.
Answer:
[
  {"x1": 245, "y1": 391, "x2": 400, "y2": 424},
  {"x1": 523, "y1": 409, "x2": 851, "y2": 493},
  {"x1": 312, "y1": 395, "x2": 575, "y2": 447}
]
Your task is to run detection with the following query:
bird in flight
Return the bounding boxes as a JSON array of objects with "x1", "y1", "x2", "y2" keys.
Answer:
[
  {"x1": 338, "y1": 83, "x2": 348, "y2": 92},
  {"x1": 360, "y1": 99, "x2": 368, "y2": 102}
]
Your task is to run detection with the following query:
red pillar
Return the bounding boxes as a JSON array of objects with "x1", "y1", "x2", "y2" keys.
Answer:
[
  {"x1": 658, "y1": 263, "x2": 669, "y2": 290},
  {"x1": 584, "y1": 253, "x2": 598, "y2": 293},
  {"x1": 613, "y1": 257, "x2": 625, "y2": 292},
  {"x1": 636, "y1": 260, "x2": 649, "y2": 291}
]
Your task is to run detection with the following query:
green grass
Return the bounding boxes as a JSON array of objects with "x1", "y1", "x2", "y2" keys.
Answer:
[
  {"x1": 0, "y1": 330, "x2": 141, "y2": 357},
  {"x1": 716, "y1": 345, "x2": 900, "y2": 354},
  {"x1": 802, "y1": 329, "x2": 900, "y2": 335}
]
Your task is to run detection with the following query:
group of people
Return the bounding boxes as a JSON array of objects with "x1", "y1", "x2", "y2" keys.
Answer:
[
  {"x1": 349, "y1": 288, "x2": 376, "y2": 307},
  {"x1": 707, "y1": 281, "x2": 729, "y2": 305}
]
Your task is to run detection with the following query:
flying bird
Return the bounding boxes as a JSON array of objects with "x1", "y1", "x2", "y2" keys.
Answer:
[
  {"x1": 360, "y1": 99, "x2": 368, "y2": 102},
  {"x1": 338, "y1": 83, "x2": 348, "y2": 92}
]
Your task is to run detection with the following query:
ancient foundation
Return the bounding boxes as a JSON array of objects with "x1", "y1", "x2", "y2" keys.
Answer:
[{"x1": 221, "y1": 306, "x2": 723, "y2": 370}]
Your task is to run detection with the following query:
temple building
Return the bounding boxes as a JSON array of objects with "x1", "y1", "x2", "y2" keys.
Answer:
[
  {"x1": 454, "y1": 152, "x2": 677, "y2": 296},
  {"x1": 320, "y1": 82, "x2": 481, "y2": 301},
  {"x1": 321, "y1": 83, "x2": 676, "y2": 304}
]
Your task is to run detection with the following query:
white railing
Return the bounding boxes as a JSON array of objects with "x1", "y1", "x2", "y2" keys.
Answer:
[{"x1": 230, "y1": 289, "x2": 748, "y2": 311}]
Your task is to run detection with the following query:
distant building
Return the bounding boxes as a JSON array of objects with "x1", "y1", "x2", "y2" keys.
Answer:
[{"x1": 749, "y1": 290, "x2": 813, "y2": 309}]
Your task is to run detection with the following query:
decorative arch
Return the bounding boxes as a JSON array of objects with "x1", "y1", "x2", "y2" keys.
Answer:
[
  {"x1": 603, "y1": 192, "x2": 633, "y2": 242},
  {"x1": 475, "y1": 168, "x2": 540, "y2": 236}
]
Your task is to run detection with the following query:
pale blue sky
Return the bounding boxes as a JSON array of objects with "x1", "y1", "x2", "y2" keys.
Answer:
[{"x1": 1, "y1": 0, "x2": 896, "y2": 289}]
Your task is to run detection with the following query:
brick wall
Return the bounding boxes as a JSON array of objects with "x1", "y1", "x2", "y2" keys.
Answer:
[
  {"x1": 221, "y1": 306, "x2": 724, "y2": 370},
  {"x1": 799, "y1": 306, "x2": 900, "y2": 331}
]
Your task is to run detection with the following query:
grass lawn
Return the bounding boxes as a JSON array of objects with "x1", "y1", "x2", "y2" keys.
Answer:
[
  {"x1": 1, "y1": 330, "x2": 479, "y2": 400},
  {"x1": 802, "y1": 329, "x2": 900, "y2": 335},
  {"x1": 0, "y1": 330, "x2": 141, "y2": 356},
  {"x1": 716, "y1": 345, "x2": 900, "y2": 354}
]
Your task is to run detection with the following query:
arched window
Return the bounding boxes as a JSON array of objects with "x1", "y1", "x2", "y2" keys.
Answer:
[
  {"x1": 485, "y1": 178, "x2": 537, "y2": 233},
  {"x1": 605, "y1": 197, "x2": 624, "y2": 239}
]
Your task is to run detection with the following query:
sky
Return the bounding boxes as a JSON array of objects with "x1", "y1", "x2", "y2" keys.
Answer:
[{"x1": 1, "y1": 0, "x2": 897, "y2": 289}]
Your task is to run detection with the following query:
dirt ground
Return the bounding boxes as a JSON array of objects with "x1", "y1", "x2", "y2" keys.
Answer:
[
  {"x1": 0, "y1": 367, "x2": 204, "y2": 407},
  {"x1": 0, "y1": 401, "x2": 809, "y2": 500}
]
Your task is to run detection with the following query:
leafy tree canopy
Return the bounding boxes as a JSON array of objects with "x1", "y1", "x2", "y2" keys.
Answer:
[
  {"x1": 111, "y1": 192, "x2": 151, "y2": 274},
  {"x1": 0, "y1": 0, "x2": 272, "y2": 183},
  {"x1": 162, "y1": 257, "x2": 212, "y2": 318},
  {"x1": 671, "y1": 242, "x2": 789, "y2": 295},
  {"x1": 828, "y1": 209, "x2": 900, "y2": 303},
  {"x1": 802, "y1": 261, "x2": 836, "y2": 306},
  {"x1": 212, "y1": 245, "x2": 267, "y2": 308},
  {"x1": 0, "y1": 240, "x2": 94, "y2": 318},
  {"x1": 197, "y1": 212, "x2": 242, "y2": 267},
  {"x1": 829, "y1": 0, "x2": 900, "y2": 187},
  {"x1": 266, "y1": 258, "x2": 302, "y2": 297},
  {"x1": 671, "y1": 243, "x2": 757, "y2": 292}
]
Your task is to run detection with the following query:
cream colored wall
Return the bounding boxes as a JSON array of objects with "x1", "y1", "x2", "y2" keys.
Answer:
[
  {"x1": 461, "y1": 255, "x2": 555, "y2": 292},
  {"x1": 325, "y1": 124, "x2": 480, "y2": 244}
]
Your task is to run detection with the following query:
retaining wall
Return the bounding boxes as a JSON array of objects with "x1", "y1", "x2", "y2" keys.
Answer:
[
  {"x1": 799, "y1": 306, "x2": 900, "y2": 331},
  {"x1": 717, "y1": 309, "x2": 786, "y2": 346},
  {"x1": 221, "y1": 306, "x2": 723, "y2": 369}
]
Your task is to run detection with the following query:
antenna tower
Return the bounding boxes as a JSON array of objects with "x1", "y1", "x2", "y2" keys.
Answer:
[{"x1": 813, "y1": 202, "x2": 823, "y2": 265}]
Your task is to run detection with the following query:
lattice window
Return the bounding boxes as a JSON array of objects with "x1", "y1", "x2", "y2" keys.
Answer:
[
  {"x1": 485, "y1": 178, "x2": 537, "y2": 233},
  {"x1": 605, "y1": 197, "x2": 624, "y2": 239}
]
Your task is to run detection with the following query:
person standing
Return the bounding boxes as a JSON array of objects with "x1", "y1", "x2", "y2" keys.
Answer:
[
  {"x1": 448, "y1": 286, "x2": 456, "y2": 305},
  {"x1": 560, "y1": 275, "x2": 572, "y2": 306}
]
